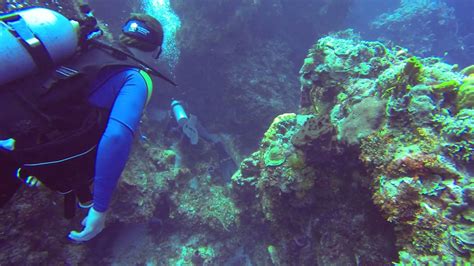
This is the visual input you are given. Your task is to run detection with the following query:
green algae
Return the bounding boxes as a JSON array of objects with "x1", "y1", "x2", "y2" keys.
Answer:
[
  {"x1": 457, "y1": 75, "x2": 474, "y2": 110},
  {"x1": 433, "y1": 80, "x2": 460, "y2": 93}
]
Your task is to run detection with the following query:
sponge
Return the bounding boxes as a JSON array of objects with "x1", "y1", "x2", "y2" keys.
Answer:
[{"x1": 457, "y1": 74, "x2": 474, "y2": 110}]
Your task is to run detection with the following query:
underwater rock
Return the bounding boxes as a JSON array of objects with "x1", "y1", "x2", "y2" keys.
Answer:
[
  {"x1": 264, "y1": 145, "x2": 287, "y2": 167},
  {"x1": 172, "y1": 184, "x2": 240, "y2": 233},
  {"x1": 461, "y1": 65, "x2": 474, "y2": 76},
  {"x1": 0, "y1": 186, "x2": 89, "y2": 264},
  {"x1": 338, "y1": 96, "x2": 386, "y2": 145},
  {"x1": 233, "y1": 30, "x2": 474, "y2": 264},
  {"x1": 232, "y1": 111, "x2": 397, "y2": 264},
  {"x1": 371, "y1": 0, "x2": 456, "y2": 58},
  {"x1": 300, "y1": 31, "x2": 473, "y2": 263},
  {"x1": 457, "y1": 75, "x2": 474, "y2": 110},
  {"x1": 108, "y1": 138, "x2": 179, "y2": 223},
  {"x1": 434, "y1": 109, "x2": 474, "y2": 163}
]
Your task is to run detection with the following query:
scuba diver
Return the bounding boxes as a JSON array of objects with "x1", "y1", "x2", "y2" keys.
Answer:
[
  {"x1": 0, "y1": 4, "x2": 175, "y2": 242},
  {"x1": 168, "y1": 100, "x2": 238, "y2": 183}
]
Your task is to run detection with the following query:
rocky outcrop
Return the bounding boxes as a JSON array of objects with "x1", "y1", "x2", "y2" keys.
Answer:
[{"x1": 232, "y1": 29, "x2": 473, "y2": 264}]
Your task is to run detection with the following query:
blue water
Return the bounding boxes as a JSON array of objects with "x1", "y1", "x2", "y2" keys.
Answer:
[
  {"x1": 141, "y1": 0, "x2": 181, "y2": 71},
  {"x1": 1, "y1": 0, "x2": 473, "y2": 264}
]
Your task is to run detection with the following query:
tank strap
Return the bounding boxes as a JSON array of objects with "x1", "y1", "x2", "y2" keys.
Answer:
[{"x1": 0, "y1": 13, "x2": 54, "y2": 70}]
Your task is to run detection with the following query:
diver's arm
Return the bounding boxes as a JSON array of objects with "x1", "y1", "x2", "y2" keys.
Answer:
[
  {"x1": 91, "y1": 70, "x2": 148, "y2": 211},
  {"x1": 68, "y1": 118, "x2": 133, "y2": 242},
  {"x1": 92, "y1": 118, "x2": 134, "y2": 212},
  {"x1": 69, "y1": 69, "x2": 148, "y2": 242}
]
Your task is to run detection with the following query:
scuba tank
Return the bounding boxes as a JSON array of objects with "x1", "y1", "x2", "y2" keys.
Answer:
[
  {"x1": 0, "y1": 7, "x2": 80, "y2": 86},
  {"x1": 0, "y1": 6, "x2": 98, "y2": 217},
  {"x1": 169, "y1": 100, "x2": 238, "y2": 182},
  {"x1": 171, "y1": 100, "x2": 199, "y2": 145},
  {"x1": 171, "y1": 100, "x2": 189, "y2": 126}
]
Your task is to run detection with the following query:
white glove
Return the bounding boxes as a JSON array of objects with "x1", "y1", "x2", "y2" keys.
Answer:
[
  {"x1": 0, "y1": 138, "x2": 15, "y2": 151},
  {"x1": 68, "y1": 207, "x2": 106, "y2": 242}
]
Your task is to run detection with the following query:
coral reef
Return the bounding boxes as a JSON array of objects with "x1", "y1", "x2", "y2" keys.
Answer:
[
  {"x1": 231, "y1": 29, "x2": 473, "y2": 264},
  {"x1": 458, "y1": 75, "x2": 474, "y2": 110},
  {"x1": 371, "y1": 0, "x2": 457, "y2": 58},
  {"x1": 367, "y1": 0, "x2": 474, "y2": 69},
  {"x1": 232, "y1": 111, "x2": 397, "y2": 264},
  {"x1": 173, "y1": 184, "x2": 240, "y2": 232},
  {"x1": 0, "y1": 184, "x2": 91, "y2": 264},
  {"x1": 2, "y1": 0, "x2": 473, "y2": 264},
  {"x1": 299, "y1": 30, "x2": 473, "y2": 263}
]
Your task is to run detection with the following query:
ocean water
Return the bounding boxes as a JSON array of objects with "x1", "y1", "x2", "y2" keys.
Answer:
[{"x1": 0, "y1": 0, "x2": 473, "y2": 264}]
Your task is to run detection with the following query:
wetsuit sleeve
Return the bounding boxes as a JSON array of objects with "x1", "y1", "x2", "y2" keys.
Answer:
[{"x1": 90, "y1": 69, "x2": 148, "y2": 212}]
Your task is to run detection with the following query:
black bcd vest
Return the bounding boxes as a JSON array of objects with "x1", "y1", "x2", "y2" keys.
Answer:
[{"x1": 0, "y1": 41, "x2": 151, "y2": 216}]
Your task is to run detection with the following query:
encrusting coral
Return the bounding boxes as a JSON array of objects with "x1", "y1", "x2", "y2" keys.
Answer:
[
  {"x1": 457, "y1": 74, "x2": 474, "y2": 110},
  {"x1": 233, "y1": 29, "x2": 473, "y2": 264}
]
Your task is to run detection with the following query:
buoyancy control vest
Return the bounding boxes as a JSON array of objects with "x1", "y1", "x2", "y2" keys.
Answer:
[{"x1": 0, "y1": 39, "x2": 162, "y2": 217}]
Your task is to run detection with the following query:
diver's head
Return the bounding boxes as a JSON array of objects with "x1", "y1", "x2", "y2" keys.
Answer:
[{"x1": 120, "y1": 13, "x2": 163, "y2": 60}]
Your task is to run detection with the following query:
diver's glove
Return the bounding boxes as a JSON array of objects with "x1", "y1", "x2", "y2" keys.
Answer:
[
  {"x1": 68, "y1": 207, "x2": 106, "y2": 242},
  {"x1": 0, "y1": 138, "x2": 15, "y2": 151}
]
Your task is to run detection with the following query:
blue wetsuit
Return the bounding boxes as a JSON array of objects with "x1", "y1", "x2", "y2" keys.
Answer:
[{"x1": 88, "y1": 66, "x2": 149, "y2": 212}]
